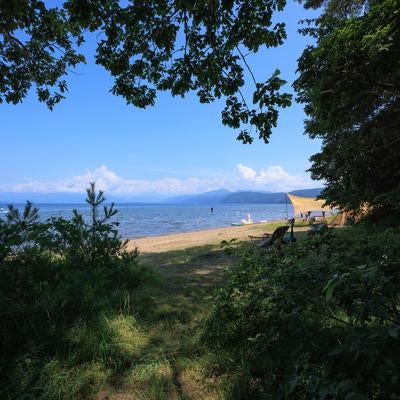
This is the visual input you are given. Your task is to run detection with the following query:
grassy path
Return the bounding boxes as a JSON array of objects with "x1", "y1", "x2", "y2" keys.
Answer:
[
  {"x1": 95, "y1": 225, "x2": 317, "y2": 399},
  {"x1": 96, "y1": 245, "x2": 232, "y2": 400},
  {"x1": 95, "y1": 223, "x2": 318, "y2": 400}
]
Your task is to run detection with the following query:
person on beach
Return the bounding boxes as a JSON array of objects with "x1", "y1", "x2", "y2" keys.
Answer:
[{"x1": 288, "y1": 218, "x2": 296, "y2": 242}]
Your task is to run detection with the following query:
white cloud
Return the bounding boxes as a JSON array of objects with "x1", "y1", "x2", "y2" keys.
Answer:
[
  {"x1": 237, "y1": 164, "x2": 257, "y2": 180},
  {"x1": 236, "y1": 164, "x2": 314, "y2": 191},
  {"x1": 3, "y1": 164, "x2": 317, "y2": 196},
  {"x1": 9, "y1": 166, "x2": 122, "y2": 193}
]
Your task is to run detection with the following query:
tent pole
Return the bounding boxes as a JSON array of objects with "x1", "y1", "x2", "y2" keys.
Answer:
[{"x1": 285, "y1": 193, "x2": 288, "y2": 219}]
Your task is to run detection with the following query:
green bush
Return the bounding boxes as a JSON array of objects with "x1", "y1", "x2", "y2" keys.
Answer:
[
  {"x1": 204, "y1": 227, "x2": 400, "y2": 399},
  {"x1": 0, "y1": 183, "x2": 154, "y2": 398}
]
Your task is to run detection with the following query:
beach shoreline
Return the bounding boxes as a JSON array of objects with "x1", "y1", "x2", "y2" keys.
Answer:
[{"x1": 125, "y1": 220, "x2": 310, "y2": 254}]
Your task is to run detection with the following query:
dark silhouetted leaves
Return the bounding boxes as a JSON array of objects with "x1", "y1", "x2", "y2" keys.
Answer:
[{"x1": 0, "y1": 0, "x2": 293, "y2": 142}]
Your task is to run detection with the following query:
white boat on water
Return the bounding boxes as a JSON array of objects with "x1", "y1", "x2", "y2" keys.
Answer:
[{"x1": 231, "y1": 213, "x2": 253, "y2": 226}]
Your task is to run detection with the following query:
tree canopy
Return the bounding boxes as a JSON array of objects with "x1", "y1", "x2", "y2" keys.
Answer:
[
  {"x1": 295, "y1": 0, "x2": 400, "y2": 218},
  {"x1": 0, "y1": 0, "x2": 292, "y2": 143},
  {"x1": 2, "y1": 0, "x2": 399, "y2": 217}
]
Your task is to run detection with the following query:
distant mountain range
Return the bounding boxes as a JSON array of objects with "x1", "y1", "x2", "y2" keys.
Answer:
[
  {"x1": 164, "y1": 188, "x2": 322, "y2": 205},
  {"x1": 163, "y1": 189, "x2": 231, "y2": 205},
  {"x1": 0, "y1": 188, "x2": 323, "y2": 205}
]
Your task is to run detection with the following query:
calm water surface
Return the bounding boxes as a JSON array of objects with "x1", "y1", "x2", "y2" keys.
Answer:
[{"x1": 1, "y1": 203, "x2": 294, "y2": 239}]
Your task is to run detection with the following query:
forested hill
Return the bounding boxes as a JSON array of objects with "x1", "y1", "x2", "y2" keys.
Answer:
[
  {"x1": 166, "y1": 188, "x2": 322, "y2": 204},
  {"x1": 221, "y1": 188, "x2": 322, "y2": 204},
  {"x1": 221, "y1": 191, "x2": 286, "y2": 204}
]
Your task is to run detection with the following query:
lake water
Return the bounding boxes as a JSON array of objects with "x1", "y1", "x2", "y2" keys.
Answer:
[{"x1": 0, "y1": 203, "x2": 294, "y2": 239}]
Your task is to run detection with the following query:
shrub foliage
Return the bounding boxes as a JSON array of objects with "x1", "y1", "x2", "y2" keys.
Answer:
[
  {"x1": 0, "y1": 183, "x2": 151, "y2": 398},
  {"x1": 205, "y1": 228, "x2": 400, "y2": 399}
]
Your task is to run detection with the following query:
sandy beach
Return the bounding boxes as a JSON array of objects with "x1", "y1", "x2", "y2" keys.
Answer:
[
  {"x1": 125, "y1": 223, "x2": 263, "y2": 254},
  {"x1": 125, "y1": 221, "x2": 310, "y2": 254}
]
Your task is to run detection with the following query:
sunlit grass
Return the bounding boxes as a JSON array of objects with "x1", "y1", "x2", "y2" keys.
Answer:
[
  {"x1": 82, "y1": 246, "x2": 232, "y2": 399},
  {"x1": 2, "y1": 238, "x2": 273, "y2": 399}
]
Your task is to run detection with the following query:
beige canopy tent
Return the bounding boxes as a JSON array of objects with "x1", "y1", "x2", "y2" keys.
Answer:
[{"x1": 287, "y1": 194, "x2": 331, "y2": 216}]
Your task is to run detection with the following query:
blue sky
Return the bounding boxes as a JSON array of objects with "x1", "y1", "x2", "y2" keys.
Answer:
[{"x1": 0, "y1": 2, "x2": 321, "y2": 198}]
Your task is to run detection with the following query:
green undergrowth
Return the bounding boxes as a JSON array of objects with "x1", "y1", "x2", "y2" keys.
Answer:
[
  {"x1": 0, "y1": 233, "x2": 234, "y2": 399},
  {"x1": 204, "y1": 225, "x2": 400, "y2": 399},
  {"x1": 2, "y1": 187, "x2": 397, "y2": 400},
  {"x1": 0, "y1": 185, "x2": 161, "y2": 399}
]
